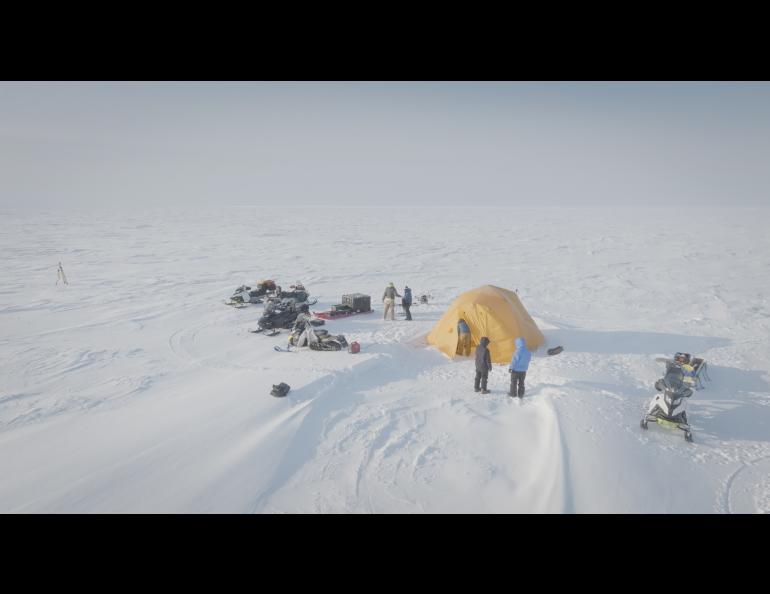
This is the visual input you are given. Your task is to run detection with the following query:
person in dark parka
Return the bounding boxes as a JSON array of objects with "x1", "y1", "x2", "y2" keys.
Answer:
[
  {"x1": 402, "y1": 286, "x2": 413, "y2": 320},
  {"x1": 475, "y1": 336, "x2": 492, "y2": 394}
]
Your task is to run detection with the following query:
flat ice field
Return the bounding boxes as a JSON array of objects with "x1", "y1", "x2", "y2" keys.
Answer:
[{"x1": 1, "y1": 206, "x2": 770, "y2": 513}]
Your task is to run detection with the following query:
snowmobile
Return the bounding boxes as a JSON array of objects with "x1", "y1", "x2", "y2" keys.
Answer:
[
  {"x1": 287, "y1": 318, "x2": 348, "y2": 351},
  {"x1": 264, "y1": 283, "x2": 316, "y2": 308},
  {"x1": 254, "y1": 301, "x2": 309, "y2": 334},
  {"x1": 640, "y1": 363, "x2": 694, "y2": 442},
  {"x1": 227, "y1": 279, "x2": 277, "y2": 305}
]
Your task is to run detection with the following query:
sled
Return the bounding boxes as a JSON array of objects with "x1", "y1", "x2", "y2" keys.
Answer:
[{"x1": 313, "y1": 308, "x2": 374, "y2": 320}]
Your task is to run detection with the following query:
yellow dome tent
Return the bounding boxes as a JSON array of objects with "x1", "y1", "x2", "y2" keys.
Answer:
[{"x1": 427, "y1": 285, "x2": 545, "y2": 364}]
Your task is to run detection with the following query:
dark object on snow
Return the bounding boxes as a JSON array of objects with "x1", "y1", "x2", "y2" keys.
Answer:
[
  {"x1": 271, "y1": 382, "x2": 290, "y2": 397},
  {"x1": 419, "y1": 294, "x2": 428, "y2": 304},
  {"x1": 348, "y1": 341, "x2": 360, "y2": 354},
  {"x1": 547, "y1": 346, "x2": 564, "y2": 356}
]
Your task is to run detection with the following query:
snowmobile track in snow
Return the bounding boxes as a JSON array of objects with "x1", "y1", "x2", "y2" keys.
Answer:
[{"x1": 722, "y1": 455, "x2": 770, "y2": 514}]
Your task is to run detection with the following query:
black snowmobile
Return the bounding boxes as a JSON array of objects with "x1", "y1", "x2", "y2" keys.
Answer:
[
  {"x1": 641, "y1": 363, "x2": 694, "y2": 442},
  {"x1": 255, "y1": 301, "x2": 308, "y2": 333},
  {"x1": 264, "y1": 283, "x2": 316, "y2": 308}
]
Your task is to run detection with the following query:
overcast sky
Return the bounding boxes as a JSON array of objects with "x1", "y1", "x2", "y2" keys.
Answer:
[{"x1": 1, "y1": 81, "x2": 769, "y2": 209}]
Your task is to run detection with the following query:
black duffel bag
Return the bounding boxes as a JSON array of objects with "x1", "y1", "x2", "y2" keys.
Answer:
[{"x1": 270, "y1": 382, "x2": 291, "y2": 398}]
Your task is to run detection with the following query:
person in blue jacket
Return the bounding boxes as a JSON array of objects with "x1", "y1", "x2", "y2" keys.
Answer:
[
  {"x1": 457, "y1": 318, "x2": 471, "y2": 356},
  {"x1": 402, "y1": 285, "x2": 413, "y2": 320},
  {"x1": 508, "y1": 337, "x2": 532, "y2": 398}
]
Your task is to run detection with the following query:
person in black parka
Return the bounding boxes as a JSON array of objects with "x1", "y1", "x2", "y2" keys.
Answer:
[
  {"x1": 474, "y1": 336, "x2": 492, "y2": 394},
  {"x1": 402, "y1": 285, "x2": 413, "y2": 320}
]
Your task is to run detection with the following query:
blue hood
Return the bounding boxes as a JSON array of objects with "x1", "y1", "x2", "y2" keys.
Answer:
[{"x1": 509, "y1": 337, "x2": 532, "y2": 372}]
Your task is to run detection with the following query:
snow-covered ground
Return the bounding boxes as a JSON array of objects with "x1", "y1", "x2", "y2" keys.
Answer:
[{"x1": 1, "y1": 206, "x2": 769, "y2": 513}]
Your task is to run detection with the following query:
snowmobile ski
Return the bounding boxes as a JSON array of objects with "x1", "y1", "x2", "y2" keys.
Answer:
[
  {"x1": 252, "y1": 328, "x2": 280, "y2": 336},
  {"x1": 274, "y1": 345, "x2": 296, "y2": 352},
  {"x1": 225, "y1": 300, "x2": 249, "y2": 308}
]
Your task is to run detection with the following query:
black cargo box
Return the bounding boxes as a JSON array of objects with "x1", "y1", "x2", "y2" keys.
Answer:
[{"x1": 342, "y1": 293, "x2": 371, "y2": 312}]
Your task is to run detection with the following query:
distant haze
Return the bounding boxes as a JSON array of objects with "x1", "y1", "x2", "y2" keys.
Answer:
[{"x1": 2, "y1": 81, "x2": 769, "y2": 209}]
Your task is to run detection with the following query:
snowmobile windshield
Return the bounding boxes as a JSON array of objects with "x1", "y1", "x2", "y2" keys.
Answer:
[{"x1": 663, "y1": 370, "x2": 685, "y2": 391}]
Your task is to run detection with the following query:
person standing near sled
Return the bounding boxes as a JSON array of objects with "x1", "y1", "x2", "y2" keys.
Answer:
[
  {"x1": 457, "y1": 318, "x2": 471, "y2": 356},
  {"x1": 402, "y1": 285, "x2": 413, "y2": 320},
  {"x1": 382, "y1": 282, "x2": 401, "y2": 321},
  {"x1": 474, "y1": 336, "x2": 492, "y2": 394},
  {"x1": 508, "y1": 337, "x2": 532, "y2": 398}
]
